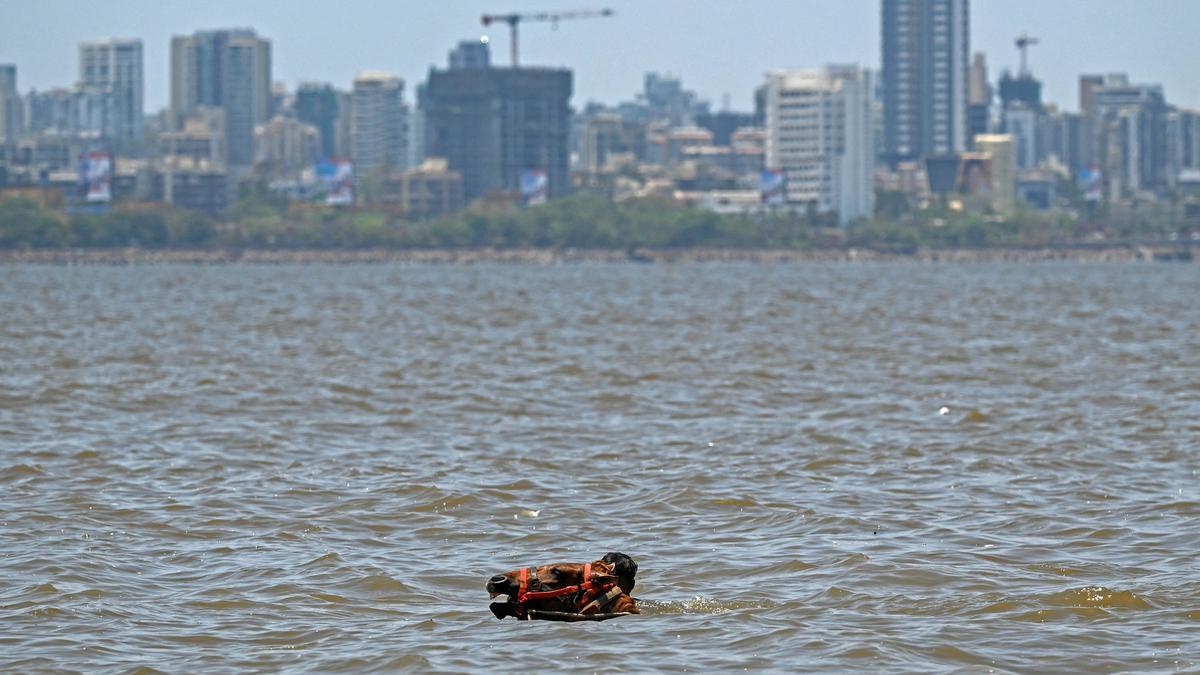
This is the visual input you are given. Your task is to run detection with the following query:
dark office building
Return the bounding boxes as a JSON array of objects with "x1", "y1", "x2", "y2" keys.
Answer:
[
  {"x1": 295, "y1": 83, "x2": 340, "y2": 159},
  {"x1": 999, "y1": 72, "x2": 1042, "y2": 111},
  {"x1": 423, "y1": 67, "x2": 572, "y2": 201},
  {"x1": 752, "y1": 84, "x2": 767, "y2": 128},
  {"x1": 695, "y1": 111, "x2": 756, "y2": 146},
  {"x1": 881, "y1": 0, "x2": 970, "y2": 166}
]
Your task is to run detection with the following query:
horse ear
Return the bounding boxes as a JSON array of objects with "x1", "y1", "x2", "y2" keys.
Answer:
[{"x1": 602, "y1": 552, "x2": 638, "y2": 579}]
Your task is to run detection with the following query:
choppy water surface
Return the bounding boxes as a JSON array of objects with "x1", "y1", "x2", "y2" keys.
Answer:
[{"x1": 1, "y1": 261, "x2": 1198, "y2": 672}]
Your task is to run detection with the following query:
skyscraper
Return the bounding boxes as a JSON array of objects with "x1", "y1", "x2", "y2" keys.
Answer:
[
  {"x1": 170, "y1": 29, "x2": 271, "y2": 167},
  {"x1": 295, "y1": 83, "x2": 340, "y2": 159},
  {"x1": 765, "y1": 65, "x2": 875, "y2": 225},
  {"x1": 881, "y1": 0, "x2": 970, "y2": 166},
  {"x1": 1089, "y1": 74, "x2": 1169, "y2": 194},
  {"x1": 423, "y1": 67, "x2": 572, "y2": 202},
  {"x1": 0, "y1": 64, "x2": 21, "y2": 146},
  {"x1": 967, "y1": 52, "x2": 990, "y2": 143},
  {"x1": 351, "y1": 72, "x2": 409, "y2": 172},
  {"x1": 79, "y1": 39, "x2": 144, "y2": 146},
  {"x1": 0, "y1": 65, "x2": 15, "y2": 95}
]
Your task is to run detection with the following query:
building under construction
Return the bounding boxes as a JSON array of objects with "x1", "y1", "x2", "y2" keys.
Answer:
[{"x1": 422, "y1": 65, "x2": 572, "y2": 203}]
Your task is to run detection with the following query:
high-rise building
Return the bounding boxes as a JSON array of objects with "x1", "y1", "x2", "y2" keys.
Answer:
[
  {"x1": 881, "y1": 0, "x2": 970, "y2": 166},
  {"x1": 79, "y1": 39, "x2": 144, "y2": 146},
  {"x1": 1089, "y1": 74, "x2": 1169, "y2": 195},
  {"x1": 423, "y1": 66, "x2": 572, "y2": 202},
  {"x1": 1002, "y1": 104, "x2": 1038, "y2": 169},
  {"x1": 1166, "y1": 109, "x2": 1200, "y2": 181},
  {"x1": 170, "y1": 29, "x2": 272, "y2": 167},
  {"x1": 351, "y1": 72, "x2": 409, "y2": 173},
  {"x1": 1079, "y1": 75, "x2": 1104, "y2": 116},
  {"x1": 0, "y1": 65, "x2": 15, "y2": 95},
  {"x1": 641, "y1": 72, "x2": 709, "y2": 126},
  {"x1": 996, "y1": 42, "x2": 1045, "y2": 171},
  {"x1": 765, "y1": 65, "x2": 875, "y2": 224},
  {"x1": 410, "y1": 82, "x2": 427, "y2": 168},
  {"x1": 295, "y1": 83, "x2": 340, "y2": 159},
  {"x1": 0, "y1": 64, "x2": 22, "y2": 145},
  {"x1": 967, "y1": 52, "x2": 991, "y2": 143},
  {"x1": 1040, "y1": 109, "x2": 1088, "y2": 173},
  {"x1": 999, "y1": 71, "x2": 1042, "y2": 111}
]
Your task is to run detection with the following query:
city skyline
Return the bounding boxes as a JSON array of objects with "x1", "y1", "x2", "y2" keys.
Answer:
[{"x1": 2, "y1": 0, "x2": 1199, "y2": 113}]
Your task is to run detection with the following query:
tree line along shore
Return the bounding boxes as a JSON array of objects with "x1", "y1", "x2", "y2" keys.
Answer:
[{"x1": 1, "y1": 191, "x2": 1196, "y2": 261}]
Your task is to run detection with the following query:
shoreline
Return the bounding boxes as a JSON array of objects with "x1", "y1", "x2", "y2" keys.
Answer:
[{"x1": 0, "y1": 242, "x2": 1195, "y2": 265}]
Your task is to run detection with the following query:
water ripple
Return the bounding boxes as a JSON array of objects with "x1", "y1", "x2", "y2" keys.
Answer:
[{"x1": 1, "y1": 261, "x2": 1197, "y2": 671}]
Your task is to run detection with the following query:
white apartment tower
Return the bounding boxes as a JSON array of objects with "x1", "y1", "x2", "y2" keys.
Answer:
[
  {"x1": 78, "y1": 39, "x2": 144, "y2": 145},
  {"x1": 351, "y1": 72, "x2": 409, "y2": 173},
  {"x1": 765, "y1": 65, "x2": 875, "y2": 225}
]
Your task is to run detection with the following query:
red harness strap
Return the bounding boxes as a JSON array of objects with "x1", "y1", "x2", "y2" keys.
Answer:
[{"x1": 515, "y1": 563, "x2": 618, "y2": 616}]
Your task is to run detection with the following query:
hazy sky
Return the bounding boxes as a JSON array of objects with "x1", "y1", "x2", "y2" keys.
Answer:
[{"x1": 2, "y1": 0, "x2": 1198, "y2": 113}]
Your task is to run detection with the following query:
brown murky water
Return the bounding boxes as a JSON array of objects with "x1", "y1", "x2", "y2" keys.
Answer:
[{"x1": 1, "y1": 261, "x2": 1198, "y2": 672}]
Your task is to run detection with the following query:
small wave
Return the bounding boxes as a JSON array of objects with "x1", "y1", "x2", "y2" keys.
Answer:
[
  {"x1": 410, "y1": 494, "x2": 479, "y2": 513},
  {"x1": 708, "y1": 497, "x2": 760, "y2": 508},
  {"x1": 962, "y1": 409, "x2": 990, "y2": 423},
  {"x1": 729, "y1": 559, "x2": 817, "y2": 579},
  {"x1": 1012, "y1": 607, "x2": 1113, "y2": 622},
  {"x1": 1044, "y1": 586, "x2": 1152, "y2": 610},
  {"x1": 1026, "y1": 563, "x2": 1081, "y2": 577},
  {"x1": 0, "y1": 463, "x2": 46, "y2": 480},
  {"x1": 355, "y1": 574, "x2": 413, "y2": 594},
  {"x1": 327, "y1": 382, "x2": 374, "y2": 397},
  {"x1": 301, "y1": 551, "x2": 342, "y2": 567},
  {"x1": 308, "y1": 591, "x2": 352, "y2": 604},
  {"x1": 186, "y1": 598, "x2": 268, "y2": 610}
]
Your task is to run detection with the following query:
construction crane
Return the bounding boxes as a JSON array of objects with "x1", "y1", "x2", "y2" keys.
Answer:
[
  {"x1": 481, "y1": 8, "x2": 615, "y2": 67},
  {"x1": 1015, "y1": 33, "x2": 1039, "y2": 76}
]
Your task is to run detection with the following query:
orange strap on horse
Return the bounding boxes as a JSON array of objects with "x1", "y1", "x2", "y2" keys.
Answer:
[{"x1": 515, "y1": 562, "x2": 617, "y2": 615}]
